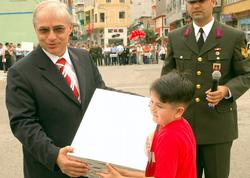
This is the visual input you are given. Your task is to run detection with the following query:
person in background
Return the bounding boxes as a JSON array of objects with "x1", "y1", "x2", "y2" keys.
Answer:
[
  {"x1": 0, "y1": 43, "x2": 5, "y2": 71},
  {"x1": 5, "y1": 1, "x2": 108, "y2": 178},
  {"x1": 97, "y1": 70, "x2": 196, "y2": 178},
  {"x1": 15, "y1": 43, "x2": 24, "y2": 61},
  {"x1": 110, "y1": 44, "x2": 118, "y2": 65},
  {"x1": 158, "y1": 44, "x2": 166, "y2": 61},
  {"x1": 4, "y1": 42, "x2": 13, "y2": 72},
  {"x1": 103, "y1": 44, "x2": 111, "y2": 66},
  {"x1": 161, "y1": 0, "x2": 250, "y2": 177}
]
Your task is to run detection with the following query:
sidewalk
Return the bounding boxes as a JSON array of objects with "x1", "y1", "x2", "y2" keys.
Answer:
[
  {"x1": 0, "y1": 64, "x2": 250, "y2": 178},
  {"x1": 0, "y1": 70, "x2": 7, "y2": 81}
]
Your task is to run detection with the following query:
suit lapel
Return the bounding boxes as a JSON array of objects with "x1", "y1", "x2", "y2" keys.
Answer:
[
  {"x1": 199, "y1": 20, "x2": 220, "y2": 55},
  {"x1": 183, "y1": 24, "x2": 199, "y2": 55},
  {"x1": 69, "y1": 48, "x2": 87, "y2": 110},
  {"x1": 35, "y1": 47, "x2": 80, "y2": 105}
]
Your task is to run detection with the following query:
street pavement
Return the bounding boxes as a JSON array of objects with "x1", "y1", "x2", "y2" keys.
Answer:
[{"x1": 0, "y1": 63, "x2": 250, "y2": 178}]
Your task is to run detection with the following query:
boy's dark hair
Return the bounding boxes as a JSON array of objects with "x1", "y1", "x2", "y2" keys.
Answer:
[{"x1": 150, "y1": 70, "x2": 195, "y2": 106}]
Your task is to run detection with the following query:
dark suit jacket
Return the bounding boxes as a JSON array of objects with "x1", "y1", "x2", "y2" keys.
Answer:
[
  {"x1": 6, "y1": 46, "x2": 106, "y2": 178},
  {"x1": 161, "y1": 20, "x2": 250, "y2": 144}
]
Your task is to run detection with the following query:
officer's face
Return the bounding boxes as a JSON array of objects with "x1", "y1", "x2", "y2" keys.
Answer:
[
  {"x1": 34, "y1": 9, "x2": 72, "y2": 57},
  {"x1": 186, "y1": 0, "x2": 216, "y2": 26}
]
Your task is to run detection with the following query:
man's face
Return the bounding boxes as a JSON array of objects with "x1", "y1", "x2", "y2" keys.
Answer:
[
  {"x1": 186, "y1": 0, "x2": 216, "y2": 26},
  {"x1": 34, "y1": 10, "x2": 72, "y2": 57}
]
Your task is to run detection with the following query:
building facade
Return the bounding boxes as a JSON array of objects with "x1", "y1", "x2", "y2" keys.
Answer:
[
  {"x1": 154, "y1": 0, "x2": 167, "y2": 41},
  {"x1": 79, "y1": 0, "x2": 131, "y2": 46},
  {"x1": 222, "y1": 0, "x2": 250, "y2": 41},
  {"x1": 0, "y1": 0, "x2": 38, "y2": 44},
  {"x1": 165, "y1": 0, "x2": 187, "y2": 31},
  {"x1": 130, "y1": 0, "x2": 152, "y2": 22}
]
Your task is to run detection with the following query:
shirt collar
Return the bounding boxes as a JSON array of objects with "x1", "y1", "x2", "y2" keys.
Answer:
[
  {"x1": 42, "y1": 48, "x2": 72, "y2": 65},
  {"x1": 193, "y1": 17, "x2": 215, "y2": 40}
]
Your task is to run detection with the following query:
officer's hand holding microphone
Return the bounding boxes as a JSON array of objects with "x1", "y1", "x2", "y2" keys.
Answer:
[{"x1": 206, "y1": 70, "x2": 230, "y2": 107}]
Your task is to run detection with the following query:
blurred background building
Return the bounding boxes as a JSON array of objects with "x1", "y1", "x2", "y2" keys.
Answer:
[
  {"x1": 0, "y1": 0, "x2": 38, "y2": 44},
  {"x1": 0, "y1": 0, "x2": 249, "y2": 46}
]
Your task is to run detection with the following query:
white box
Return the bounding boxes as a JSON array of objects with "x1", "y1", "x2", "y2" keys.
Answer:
[{"x1": 68, "y1": 89, "x2": 156, "y2": 177}]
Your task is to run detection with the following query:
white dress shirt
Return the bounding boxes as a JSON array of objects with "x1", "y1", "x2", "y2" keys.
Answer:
[
  {"x1": 42, "y1": 48, "x2": 80, "y2": 99},
  {"x1": 193, "y1": 17, "x2": 214, "y2": 42}
]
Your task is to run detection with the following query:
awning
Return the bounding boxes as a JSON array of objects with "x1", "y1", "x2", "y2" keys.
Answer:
[{"x1": 223, "y1": 1, "x2": 250, "y2": 15}]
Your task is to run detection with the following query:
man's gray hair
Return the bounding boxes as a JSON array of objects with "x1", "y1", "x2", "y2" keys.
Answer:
[{"x1": 33, "y1": 0, "x2": 72, "y2": 26}]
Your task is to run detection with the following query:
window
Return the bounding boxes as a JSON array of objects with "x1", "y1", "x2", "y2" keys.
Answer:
[
  {"x1": 164, "y1": 29, "x2": 169, "y2": 36},
  {"x1": 100, "y1": 13, "x2": 105, "y2": 22},
  {"x1": 95, "y1": 14, "x2": 97, "y2": 23},
  {"x1": 119, "y1": 11, "x2": 125, "y2": 19},
  {"x1": 106, "y1": 0, "x2": 111, "y2": 2},
  {"x1": 85, "y1": 16, "x2": 90, "y2": 24},
  {"x1": 119, "y1": 0, "x2": 125, "y2": 2}
]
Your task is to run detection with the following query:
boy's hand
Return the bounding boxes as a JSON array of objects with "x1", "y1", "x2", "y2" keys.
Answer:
[
  {"x1": 145, "y1": 132, "x2": 154, "y2": 157},
  {"x1": 96, "y1": 164, "x2": 123, "y2": 178}
]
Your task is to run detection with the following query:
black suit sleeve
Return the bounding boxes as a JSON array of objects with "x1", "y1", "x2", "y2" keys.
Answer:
[{"x1": 6, "y1": 67, "x2": 60, "y2": 171}]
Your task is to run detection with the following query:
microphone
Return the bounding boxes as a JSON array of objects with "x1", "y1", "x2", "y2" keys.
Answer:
[
  {"x1": 208, "y1": 70, "x2": 221, "y2": 108},
  {"x1": 211, "y1": 70, "x2": 221, "y2": 92}
]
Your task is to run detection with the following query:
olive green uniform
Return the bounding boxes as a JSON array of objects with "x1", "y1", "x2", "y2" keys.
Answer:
[{"x1": 161, "y1": 20, "x2": 250, "y2": 178}]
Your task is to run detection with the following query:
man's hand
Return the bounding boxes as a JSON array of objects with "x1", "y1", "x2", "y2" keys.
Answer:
[
  {"x1": 206, "y1": 85, "x2": 229, "y2": 106},
  {"x1": 56, "y1": 146, "x2": 89, "y2": 177}
]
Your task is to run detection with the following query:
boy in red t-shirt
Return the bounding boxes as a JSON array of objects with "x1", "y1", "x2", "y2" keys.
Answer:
[{"x1": 97, "y1": 70, "x2": 196, "y2": 178}]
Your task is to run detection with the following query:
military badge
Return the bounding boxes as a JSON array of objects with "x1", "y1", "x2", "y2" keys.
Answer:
[
  {"x1": 241, "y1": 48, "x2": 249, "y2": 58},
  {"x1": 215, "y1": 51, "x2": 220, "y2": 55},
  {"x1": 213, "y1": 63, "x2": 221, "y2": 71},
  {"x1": 214, "y1": 48, "x2": 221, "y2": 60},
  {"x1": 214, "y1": 48, "x2": 221, "y2": 51}
]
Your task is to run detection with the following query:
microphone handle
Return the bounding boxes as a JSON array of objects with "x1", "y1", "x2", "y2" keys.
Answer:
[{"x1": 211, "y1": 79, "x2": 219, "y2": 92}]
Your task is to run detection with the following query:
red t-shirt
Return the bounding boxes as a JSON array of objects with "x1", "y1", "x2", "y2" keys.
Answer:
[{"x1": 145, "y1": 118, "x2": 196, "y2": 178}]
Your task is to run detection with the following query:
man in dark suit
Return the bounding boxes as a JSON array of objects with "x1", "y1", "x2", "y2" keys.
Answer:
[
  {"x1": 161, "y1": 0, "x2": 250, "y2": 177},
  {"x1": 5, "y1": 1, "x2": 107, "y2": 178}
]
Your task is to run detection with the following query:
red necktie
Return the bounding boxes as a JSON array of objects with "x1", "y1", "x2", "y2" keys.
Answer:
[{"x1": 56, "y1": 58, "x2": 80, "y2": 101}]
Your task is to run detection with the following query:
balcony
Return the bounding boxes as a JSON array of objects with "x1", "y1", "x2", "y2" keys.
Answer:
[
  {"x1": 75, "y1": 0, "x2": 84, "y2": 5},
  {"x1": 75, "y1": 5, "x2": 84, "y2": 13}
]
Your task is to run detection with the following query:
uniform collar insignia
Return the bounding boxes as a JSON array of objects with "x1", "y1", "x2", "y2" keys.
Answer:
[
  {"x1": 215, "y1": 27, "x2": 223, "y2": 39},
  {"x1": 241, "y1": 48, "x2": 249, "y2": 58},
  {"x1": 184, "y1": 26, "x2": 191, "y2": 38}
]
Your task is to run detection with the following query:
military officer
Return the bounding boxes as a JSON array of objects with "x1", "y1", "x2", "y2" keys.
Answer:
[{"x1": 161, "y1": 0, "x2": 250, "y2": 177}]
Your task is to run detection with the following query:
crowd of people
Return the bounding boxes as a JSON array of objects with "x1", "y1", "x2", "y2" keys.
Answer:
[
  {"x1": 73, "y1": 42, "x2": 167, "y2": 66},
  {"x1": 0, "y1": 40, "x2": 167, "y2": 73},
  {"x1": 0, "y1": 42, "x2": 31, "y2": 73}
]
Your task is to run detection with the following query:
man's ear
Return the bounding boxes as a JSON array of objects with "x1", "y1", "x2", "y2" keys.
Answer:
[
  {"x1": 211, "y1": 0, "x2": 217, "y2": 7},
  {"x1": 68, "y1": 24, "x2": 73, "y2": 34}
]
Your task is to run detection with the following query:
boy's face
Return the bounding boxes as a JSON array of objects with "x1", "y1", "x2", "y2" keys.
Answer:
[{"x1": 149, "y1": 91, "x2": 183, "y2": 126}]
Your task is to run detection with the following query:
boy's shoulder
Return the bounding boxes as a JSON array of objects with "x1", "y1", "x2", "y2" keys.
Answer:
[{"x1": 159, "y1": 118, "x2": 194, "y2": 140}]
